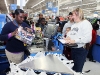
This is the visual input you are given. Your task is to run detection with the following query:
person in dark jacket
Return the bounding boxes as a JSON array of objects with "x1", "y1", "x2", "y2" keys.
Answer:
[
  {"x1": 0, "y1": 9, "x2": 31, "y2": 64},
  {"x1": 35, "y1": 13, "x2": 43, "y2": 27},
  {"x1": 55, "y1": 17, "x2": 62, "y2": 32},
  {"x1": 39, "y1": 18, "x2": 47, "y2": 31}
]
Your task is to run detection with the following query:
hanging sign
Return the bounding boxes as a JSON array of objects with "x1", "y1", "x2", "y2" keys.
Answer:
[
  {"x1": 47, "y1": 2, "x2": 53, "y2": 10},
  {"x1": 10, "y1": 4, "x2": 17, "y2": 10}
]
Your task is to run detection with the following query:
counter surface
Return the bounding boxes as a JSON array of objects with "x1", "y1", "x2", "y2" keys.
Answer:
[{"x1": 19, "y1": 55, "x2": 74, "y2": 74}]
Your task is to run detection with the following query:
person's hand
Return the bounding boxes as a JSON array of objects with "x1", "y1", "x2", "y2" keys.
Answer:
[
  {"x1": 64, "y1": 36, "x2": 71, "y2": 40},
  {"x1": 52, "y1": 47, "x2": 55, "y2": 51},
  {"x1": 11, "y1": 29, "x2": 18, "y2": 36},
  {"x1": 64, "y1": 39, "x2": 75, "y2": 44},
  {"x1": 25, "y1": 27, "x2": 33, "y2": 33},
  {"x1": 65, "y1": 40, "x2": 70, "y2": 43},
  {"x1": 69, "y1": 40, "x2": 75, "y2": 44}
]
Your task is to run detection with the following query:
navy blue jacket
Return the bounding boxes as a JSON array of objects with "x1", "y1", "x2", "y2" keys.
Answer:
[{"x1": 0, "y1": 21, "x2": 30, "y2": 53}]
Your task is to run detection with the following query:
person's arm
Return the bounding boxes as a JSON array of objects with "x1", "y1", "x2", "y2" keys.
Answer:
[
  {"x1": 0, "y1": 23, "x2": 17, "y2": 41},
  {"x1": 23, "y1": 22, "x2": 33, "y2": 33},
  {"x1": 23, "y1": 22, "x2": 31, "y2": 28},
  {"x1": 75, "y1": 21, "x2": 92, "y2": 43},
  {"x1": 0, "y1": 23, "x2": 10, "y2": 41}
]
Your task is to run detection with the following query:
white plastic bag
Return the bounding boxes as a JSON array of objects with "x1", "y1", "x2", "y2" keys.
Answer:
[{"x1": 24, "y1": 69, "x2": 36, "y2": 75}]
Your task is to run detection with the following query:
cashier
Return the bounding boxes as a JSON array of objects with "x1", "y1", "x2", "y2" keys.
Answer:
[
  {"x1": 0, "y1": 9, "x2": 31, "y2": 64},
  {"x1": 65, "y1": 8, "x2": 92, "y2": 72}
]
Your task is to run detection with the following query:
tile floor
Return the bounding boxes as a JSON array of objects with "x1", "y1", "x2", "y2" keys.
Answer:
[{"x1": 83, "y1": 59, "x2": 100, "y2": 75}]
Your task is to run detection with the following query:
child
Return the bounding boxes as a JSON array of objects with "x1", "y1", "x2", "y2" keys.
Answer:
[
  {"x1": 63, "y1": 27, "x2": 72, "y2": 60},
  {"x1": 64, "y1": 27, "x2": 71, "y2": 37}
]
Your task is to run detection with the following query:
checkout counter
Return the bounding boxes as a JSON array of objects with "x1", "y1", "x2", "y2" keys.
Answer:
[
  {"x1": 0, "y1": 19, "x2": 90, "y2": 75},
  {"x1": 6, "y1": 23, "x2": 78, "y2": 75}
]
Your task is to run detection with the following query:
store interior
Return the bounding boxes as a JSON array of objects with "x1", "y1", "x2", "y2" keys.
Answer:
[{"x1": 0, "y1": 0, "x2": 100, "y2": 75}]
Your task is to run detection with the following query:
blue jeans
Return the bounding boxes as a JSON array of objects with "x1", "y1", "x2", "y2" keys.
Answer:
[{"x1": 71, "y1": 47, "x2": 88, "y2": 72}]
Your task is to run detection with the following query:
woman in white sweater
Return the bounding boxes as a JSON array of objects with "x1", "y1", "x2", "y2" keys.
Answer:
[{"x1": 65, "y1": 8, "x2": 92, "y2": 72}]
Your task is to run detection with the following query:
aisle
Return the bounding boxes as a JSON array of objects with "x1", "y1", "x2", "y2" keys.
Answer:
[{"x1": 83, "y1": 60, "x2": 100, "y2": 75}]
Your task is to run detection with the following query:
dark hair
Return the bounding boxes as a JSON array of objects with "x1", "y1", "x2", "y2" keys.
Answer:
[
  {"x1": 24, "y1": 16, "x2": 27, "y2": 20},
  {"x1": 69, "y1": 12, "x2": 73, "y2": 15},
  {"x1": 40, "y1": 18, "x2": 45, "y2": 22},
  {"x1": 15, "y1": 9, "x2": 24, "y2": 15},
  {"x1": 55, "y1": 17, "x2": 60, "y2": 21},
  {"x1": 11, "y1": 12, "x2": 15, "y2": 18},
  {"x1": 92, "y1": 18, "x2": 99, "y2": 30},
  {"x1": 39, "y1": 13, "x2": 43, "y2": 16},
  {"x1": 92, "y1": 24, "x2": 99, "y2": 30}
]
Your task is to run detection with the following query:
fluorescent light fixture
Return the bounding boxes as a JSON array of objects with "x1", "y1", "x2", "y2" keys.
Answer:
[
  {"x1": 61, "y1": 1, "x2": 97, "y2": 10},
  {"x1": 25, "y1": 0, "x2": 29, "y2": 6},
  {"x1": 17, "y1": 0, "x2": 28, "y2": 6},
  {"x1": 31, "y1": 0, "x2": 45, "y2": 8},
  {"x1": 17, "y1": 0, "x2": 20, "y2": 6},
  {"x1": 4, "y1": 0, "x2": 9, "y2": 13}
]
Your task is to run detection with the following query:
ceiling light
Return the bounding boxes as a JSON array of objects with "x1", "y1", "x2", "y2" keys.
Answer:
[
  {"x1": 17, "y1": 0, "x2": 28, "y2": 6},
  {"x1": 4, "y1": 0, "x2": 9, "y2": 13},
  {"x1": 25, "y1": 0, "x2": 29, "y2": 6},
  {"x1": 17, "y1": 0, "x2": 20, "y2": 6},
  {"x1": 31, "y1": 0, "x2": 45, "y2": 8}
]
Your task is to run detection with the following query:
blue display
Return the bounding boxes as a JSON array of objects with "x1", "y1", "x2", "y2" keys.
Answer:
[
  {"x1": 46, "y1": 2, "x2": 53, "y2": 10},
  {"x1": 10, "y1": 4, "x2": 17, "y2": 10}
]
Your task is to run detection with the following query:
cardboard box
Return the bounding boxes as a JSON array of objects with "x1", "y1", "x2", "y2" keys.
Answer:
[{"x1": 15, "y1": 26, "x2": 35, "y2": 45}]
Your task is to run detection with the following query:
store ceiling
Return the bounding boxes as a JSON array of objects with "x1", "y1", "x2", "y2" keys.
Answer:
[
  {"x1": 24, "y1": 0, "x2": 100, "y2": 17},
  {"x1": 0, "y1": 0, "x2": 16, "y2": 13},
  {"x1": 0, "y1": 0, "x2": 100, "y2": 17},
  {"x1": 0, "y1": 0, "x2": 7, "y2": 13}
]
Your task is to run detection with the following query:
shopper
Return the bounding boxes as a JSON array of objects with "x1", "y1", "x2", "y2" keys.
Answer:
[
  {"x1": 35, "y1": 13, "x2": 43, "y2": 27},
  {"x1": 0, "y1": 9, "x2": 31, "y2": 64},
  {"x1": 65, "y1": 8, "x2": 92, "y2": 72},
  {"x1": 55, "y1": 17, "x2": 62, "y2": 32},
  {"x1": 62, "y1": 12, "x2": 74, "y2": 37},
  {"x1": 62, "y1": 12, "x2": 74, "y2": 60},
  {"x1": 64, "y1": 27, "x2": 71, "y2": 37},
  {"x1": 88, "y1": 19, "x2": 99, "y2": 62}
]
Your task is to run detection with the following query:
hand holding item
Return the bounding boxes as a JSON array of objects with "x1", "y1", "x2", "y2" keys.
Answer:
[
  {"x1": 64, "y1": 36, "x2": 71, "y2": 40},
  {"x1": 65, "y1": 39, "x2": 70, "y2": 43},
  {"x1": 64, "y1": 37, "x2": 75, "y2": 44},
  {"x1": 25, "y1": 27, "x2": 33, "y2": 33},
  {"x1": 11, "y1": 29, "x2": 18, "y2": 36},
  {"x1": 69, "y1": 39, "x2": 75, "y2": 44}
]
